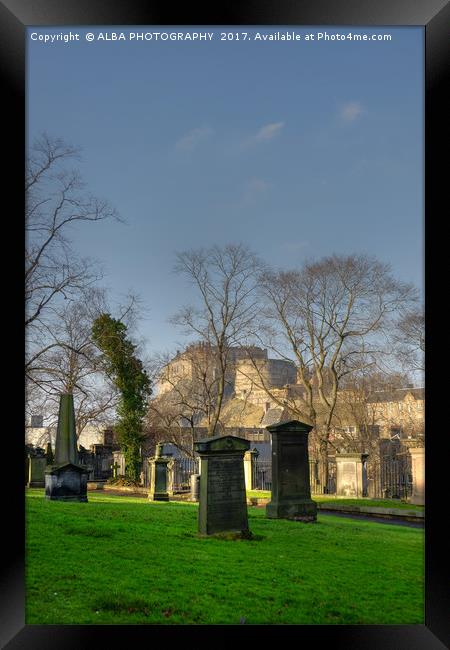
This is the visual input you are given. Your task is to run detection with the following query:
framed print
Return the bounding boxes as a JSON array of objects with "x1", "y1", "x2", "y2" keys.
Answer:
[{"x1": 2, "y1": 0, "x2": 448, "y2": 647}]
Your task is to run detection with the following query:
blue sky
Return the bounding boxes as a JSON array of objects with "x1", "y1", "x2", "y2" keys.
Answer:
[{"x1": 27, "y1": 26, "x2": 424, "y2": 356}]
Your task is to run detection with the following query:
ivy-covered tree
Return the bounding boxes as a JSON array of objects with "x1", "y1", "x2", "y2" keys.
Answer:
[{"x1": 92, "y1": 314, "x2": 151, "y2": 481}]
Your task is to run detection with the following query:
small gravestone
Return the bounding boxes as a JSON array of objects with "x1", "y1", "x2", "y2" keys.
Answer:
[
  {"x1": 243, "y1": 448, "x2": 259, "y2": 491},
  {"x1": 148, "y1": 443, "x2": 170, "y2": 501},
  {"x1": 45, "y1": 441, "x2": 54, "y2": 465},
  {"x1": 335, "y1": 453, "x2": 368, "y2": 497},
  {"x1": 27, "y1": 456, "x2": 47, "y2": 487},
  {"x1": 194, "y1": 435, "x2": 250, "y2": 536},
  {"x1": 266, "y1": 420, "x2": 317, "y2": 522},
  {"x1": 45, "y1": 394, "x2": 89, "y2": 502},
  {"x1": 111, "y1": 461, "x2": 119, "y2": 479},
  {"x1": 409, "y1": 447, "x2": 424, "y2": 505},
  {"x1": 190, "y1": 473, "x2": 200, "y2": 502}
]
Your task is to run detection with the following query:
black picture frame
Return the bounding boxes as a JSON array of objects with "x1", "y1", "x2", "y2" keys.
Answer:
[{"x1": 3, "y1": 1, "x2": 448, "y2": 647}]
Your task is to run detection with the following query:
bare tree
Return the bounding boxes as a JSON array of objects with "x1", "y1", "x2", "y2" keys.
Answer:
[
  {"x1": 25, "y1": 283, "x2": 147, "y2": 441},
  {"x1": 146, "y1": 393, "x2": 198, "y2": 459},
  {"x1": 25, "y1": 133, "x2": 120, "y2": 372},
  {"x1": 393, "y1": 307, "x2": 424, "y2": 375},
  {"x1": 251, "y1": 254, "x2": 417, "y2": 491},
  {"x1": 170, "y1": 244, "x2": 262, "y2": 436},
  {"x1": 333, "y1": 369, "x2": 410, "y2": 449},
  {"x1": 145, "y1": 350, "x2": 207, "y2": 455},
  {"x1": 26, "y1": 288, "x2": 117, "y2": 437}
]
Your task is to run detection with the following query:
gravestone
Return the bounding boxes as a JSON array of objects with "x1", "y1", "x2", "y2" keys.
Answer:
[
  {"x1": 45, "y1": 393, "x2": 89, "y2": 502},
  {"x1": 148, "y1": 443, "x2": 170, "y2": 501},
  {"x1": 111, "y1": 461, "x2": 119, "y2": 479},
  {"x1": 194, "y1": 435, "x2": 250, "y2": 536},
  {"x1": 266, "y1": 420, "x2": 317, "y2": 522},
  {"x1": 243, "y1": 448, "x2": 259, "y2": 491},
  {"x1": 113, "y1": 451, "x2": 126, "y2": 476},
  {"x1": 335, "y1": 453, "x2": 368, "y2": 497},
  {"x1": 45, "y1": 441, "x2": 54, "y2": 465},
  {"x1": 190, "y1": 473, "x2": 200, "y2": 501},
  {"x1": 409, "y1": 447, "x2": 425, "y2": 505},
  {"x1": 27, "y1": 456, "x2": 47, "y2": 487}
]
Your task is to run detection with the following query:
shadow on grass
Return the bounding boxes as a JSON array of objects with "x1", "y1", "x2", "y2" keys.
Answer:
[
  {"x1": 196, "y1": 531, "x2": 265, "y2": 542},
  {"x1": 63, "y1": 525, "x2": 114, "y2": 538},
  {"x1": 92, "y1": 595, "x2": 152, "y2": 616}
]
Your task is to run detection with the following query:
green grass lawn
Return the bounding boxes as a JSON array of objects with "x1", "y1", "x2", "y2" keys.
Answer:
[
  {"x1": 26, "y1": 488, "x2": 424, "y2": 625},
  {"x1": 247, "y1": 490, "x2": 424, "y2": 511}
]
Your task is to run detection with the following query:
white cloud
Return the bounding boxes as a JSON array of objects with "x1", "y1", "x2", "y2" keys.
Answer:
[
  {"x1": 243, "y1": 121, "x2": 285, "y2": 147},
  {"x1": 175, "y1": 126, "x2": 214, "y2": 151},
  {"x1": 339, "y1": 102, "x2": 364, "y2": 122},
  {"x1": 254, "y1": 121, "x2": 284, "y2": 142}
]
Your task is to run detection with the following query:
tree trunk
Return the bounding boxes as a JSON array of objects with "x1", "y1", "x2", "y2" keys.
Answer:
[{"x1": 318, "y1": 439, "x2": 329, "y2": 494}]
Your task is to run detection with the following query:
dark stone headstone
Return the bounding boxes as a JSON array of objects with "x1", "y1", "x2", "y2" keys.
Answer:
[
  {"x1": 148, "y1": 444, "x2": 170, "y2": 501},
  {"x1": 45, "y1": 441, "x2": 54, "y2": 465},
  {"x1": 266, "y1": 420, "x2": 317, "y2": 522},
  {"x1": 194, "y1": 435, "x2": 250, "y2": 536},
  {"x1": 44, "y1": 394, "x2": 89, "y2": 502},
  {"x1": 27, "y1": 456, "x2": 46, "y2": 487}
]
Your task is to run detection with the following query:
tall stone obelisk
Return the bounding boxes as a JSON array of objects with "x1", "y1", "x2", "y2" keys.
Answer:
[{"x1": 44, "y1": 394, "x2": 89, "y2": 501}]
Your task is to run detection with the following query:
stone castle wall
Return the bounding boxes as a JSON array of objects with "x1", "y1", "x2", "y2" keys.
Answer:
[{"x1": 235, "y1": 359, "x2": 297, "y2": 406}]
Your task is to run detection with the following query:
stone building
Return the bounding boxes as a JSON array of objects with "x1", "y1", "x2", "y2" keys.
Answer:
[
  {"x1": 152, "y1": 344, "x2": 425, "y2": 452},
  {"x1": 25, "y1": 422, "x2": 115, "y2": 450},
  {"x1": 234, "y1": 357, "x2": 298, "y2": 406},
  {"x1": 366, "y1": 387, "x2": 425, "y2": 440},
  {"x1": 157, "y1": 342, "x2": 271, "y2": 396}
]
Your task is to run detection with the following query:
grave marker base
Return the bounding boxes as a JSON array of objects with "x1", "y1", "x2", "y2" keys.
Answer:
[{"x1": 266, "y1": 499, "x2": 317, "y2": 521}]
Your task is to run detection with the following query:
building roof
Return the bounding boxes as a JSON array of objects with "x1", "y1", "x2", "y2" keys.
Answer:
[
  {"x1": 216, "y1": 397, "x2": 264, "y2": 428},
  {"x1": 260, "y1": 408, "x2": 289, "y2": 427},
  {"x1": 366, "y1": 387, "x2": 424, "y2": 404}
]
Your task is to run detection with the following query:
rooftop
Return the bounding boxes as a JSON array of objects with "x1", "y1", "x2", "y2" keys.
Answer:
[{"x1": 366, "y1": 387, "x2": 424, "y2": 403}]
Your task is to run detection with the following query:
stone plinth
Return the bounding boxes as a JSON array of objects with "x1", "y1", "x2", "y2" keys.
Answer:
[
  {"x1": 27, "y1": 456, "x2": 46, "y2": 487},
  {"x1": 45, "y1": 394, "x2": 89, "y2": 502},
  {"x1": 45, "y1": 464, "x2": 88, "y2": 502},
  {"x1": 190, "y1": 473, "x2": 200, "y2": 502},
  {"x1": 335, "y1": 453, "x2": 368, "y2": 498},
  {"x1": 148, "y1": 444, "x2": 170, "y2": 501},
  {"x1": 266, "y1": 420, "x2": 317, "y2": 522},
  {"x1": 409, "y1": 447, "x2": 425, "y2": 505},
  {"x1": 194, "y1": 435, "x2": 250, "y2": 536},
  {"x1": 243, "y1": 448, "x2": 259, "y2": 491}
]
